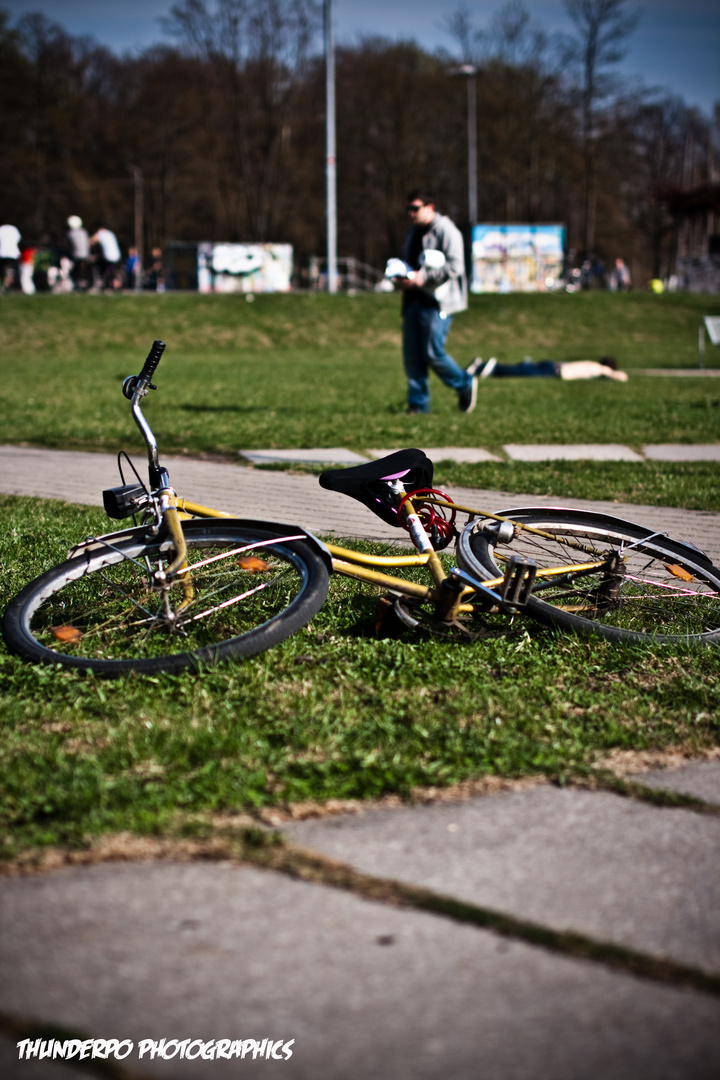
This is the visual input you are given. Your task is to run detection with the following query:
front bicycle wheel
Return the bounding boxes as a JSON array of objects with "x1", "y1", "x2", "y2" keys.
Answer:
[
  {"x1": 2, "y1": 520, "x2": 330, "y2": 675},
  {"x1": 457, "y1": 507, "x2": 720, "y2": 646}
]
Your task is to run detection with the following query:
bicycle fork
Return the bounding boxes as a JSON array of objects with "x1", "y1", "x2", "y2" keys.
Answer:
[
  {"x1": 125, "y1": 343, "x2": 195, "y2": 615},
  {"x1": 155, "y1": 492, "x2": 195, "y2": 615}
]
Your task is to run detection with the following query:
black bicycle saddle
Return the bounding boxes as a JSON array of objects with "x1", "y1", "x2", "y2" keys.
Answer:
[{"x1": 319, "y1": 448, "x2": 434, "y2": 527}]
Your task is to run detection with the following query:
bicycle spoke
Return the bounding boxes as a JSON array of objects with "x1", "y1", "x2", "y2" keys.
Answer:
[
  {"x1": 460, "y1": 509, "x2": 720, "y2": 643},
  {"x1": 189, "y1": 571, "x2": 293, "y2": 622},
  {"x1": 24, "y1": 530, "x2": 317, "y2": 665}
]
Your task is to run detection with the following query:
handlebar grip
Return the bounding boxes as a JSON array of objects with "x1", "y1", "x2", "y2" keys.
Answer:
[{"x1": 138, "y1": 340, "x2": 166, "y2": 384}]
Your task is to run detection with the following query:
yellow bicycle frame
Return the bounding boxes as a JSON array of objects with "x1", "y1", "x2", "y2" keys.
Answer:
[
  {"x1": 163, "y1": 488, "x2": 606, "y2": 626},
  {"x1": 162, "y1": 486, "x2": 608, "y2": 622},
  {"x1": 121, "y1": 349, "x2": 609, "y2": 627}
]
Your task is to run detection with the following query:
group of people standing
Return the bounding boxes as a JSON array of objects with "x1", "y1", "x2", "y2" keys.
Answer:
[{"x1": 0, "y1": 217, "x2": 164, "y2": 295}]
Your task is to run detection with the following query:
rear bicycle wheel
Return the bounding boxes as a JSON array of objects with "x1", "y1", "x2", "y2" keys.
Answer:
[
  {"x1": 2, "y1": 520, "x2": 330, "y2": 675},
  {"x1": 457, "y1": 507, "x2": 720, "y2": 646}
]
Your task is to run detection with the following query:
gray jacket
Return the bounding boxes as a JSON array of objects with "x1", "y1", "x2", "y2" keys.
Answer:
[{"x1": 402, "y1": 212, "x2": 468, "y2": 316}]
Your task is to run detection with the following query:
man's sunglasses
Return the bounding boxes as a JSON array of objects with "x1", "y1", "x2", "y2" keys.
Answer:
[{"x1": 407, "y1": 203, "x2": 425, "y2": 212}]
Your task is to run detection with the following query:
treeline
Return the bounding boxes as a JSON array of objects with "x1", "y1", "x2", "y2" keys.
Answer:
[{"x1": 0, "y1": 0, "x2": 717, "y2": 281}]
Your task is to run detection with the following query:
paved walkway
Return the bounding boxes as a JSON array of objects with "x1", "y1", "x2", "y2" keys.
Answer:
[
  {"x1": 241, "y1": 443, "x2": 720, "y2": 464},
  {"x1": 1, "y1": 446, "x2": 719, "y2": 1078},
  {"x1": 1, "y1": 762, "x2": 718, "y2": 1079},
  {"x1": 1, "y1": 445, "x2": 719, "y2": 564}
]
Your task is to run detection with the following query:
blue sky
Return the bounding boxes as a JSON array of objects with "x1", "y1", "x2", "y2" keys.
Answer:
[{"x1": 3, "y1": 0, "x2": 719, "y2": 113}]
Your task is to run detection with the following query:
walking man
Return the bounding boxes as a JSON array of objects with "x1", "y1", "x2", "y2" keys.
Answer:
[{"x1": 393, "y1": 190, "x2": 476, "y2": 414}]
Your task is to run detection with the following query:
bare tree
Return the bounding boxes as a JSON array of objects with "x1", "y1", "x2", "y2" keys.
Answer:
[
  {"x1": 488, "y1": 1, "x2": 550, "y2": 66},
  {"x1": 0, "y1": 0, "x2": 712, "y2": 286},
  {"x1": 563, "y1": 0, "x2": 639, "y2": 253},
  {"x1": 439, "y1": 4, "x2": 484, "y2": 64},
  {"x1": 162, "y1": 0, "x2": 320, "y2": 240}
]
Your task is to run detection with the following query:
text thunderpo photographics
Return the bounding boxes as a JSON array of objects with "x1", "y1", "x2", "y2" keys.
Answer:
[{"x1": 16, "y1": 1037, "x2": 295, "y2": 1062}]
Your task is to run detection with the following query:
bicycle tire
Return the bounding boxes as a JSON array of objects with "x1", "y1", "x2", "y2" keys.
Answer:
[
  {"x1": 2, "y1": 519, "x2": 330, "y2": 675},
  {"x1": 456, "y1": 507, "x2": 720, "y2": 646}
]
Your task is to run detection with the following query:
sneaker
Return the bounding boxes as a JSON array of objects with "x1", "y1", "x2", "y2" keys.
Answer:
[
  {"x1": 458, "y1": 376, "x2": 477, "y2": 414},
  {"x1": 467, "y1": 356, "x2": 497, "y2": 379}
]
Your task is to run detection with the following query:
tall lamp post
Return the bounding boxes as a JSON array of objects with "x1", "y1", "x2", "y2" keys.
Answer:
[
  {"x1": 324, "y1": 0, "x2": 338, "y2": 293},
  {"x1": 450, "y1": 64, "x2": 478, "y2": 226},
  {"x1": 128, "y1": 164, "x2": 144, "y2": 293}
]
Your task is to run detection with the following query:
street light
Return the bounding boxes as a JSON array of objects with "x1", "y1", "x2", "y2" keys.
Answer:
[
  {"x1": 450, "y1": 64, "x2": 478, "y2": 226},
  {"x1": 324, "y1": 0, "x2": 338, "y2": 294},
  {"x1": 127, "y1": 164, "x2": 144, "y2": 293}
]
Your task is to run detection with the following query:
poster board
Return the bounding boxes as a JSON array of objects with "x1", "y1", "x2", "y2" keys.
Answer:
[
  {"x1": 198, "y1": 243, "x2": 293, "y2": 293},
  {"x1": 470, "y1": 224, "x2": 565, "y2": 293}
]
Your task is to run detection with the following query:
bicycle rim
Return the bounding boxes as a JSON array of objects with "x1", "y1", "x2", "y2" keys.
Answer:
[
  {"x1": 457, "y1": 507, "x2": 720, "y2": 645},
  {"x1": 3, "y1": 521, "x2": 329, "y2": 675}
]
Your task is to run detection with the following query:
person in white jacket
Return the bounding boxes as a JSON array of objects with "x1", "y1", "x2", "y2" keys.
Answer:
[
  {"x1": 391, "y1": 190, "x2": 476, "y2": 415},
  {"x1": 90, "y1": 226, "x2": 122, "y2": 290}
]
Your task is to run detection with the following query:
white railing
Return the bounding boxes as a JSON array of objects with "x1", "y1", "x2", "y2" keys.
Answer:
[{"x1": 307, "y1": 256, "x2": 385, "y2": 292}]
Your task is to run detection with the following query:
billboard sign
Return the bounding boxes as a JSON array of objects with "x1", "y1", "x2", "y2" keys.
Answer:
[
  {"x1": 198, "y1": 243, "x2": 293, "y2": 293},
  {"x1": 471, "y1": 224, "x2": 565, "y2": 293}
]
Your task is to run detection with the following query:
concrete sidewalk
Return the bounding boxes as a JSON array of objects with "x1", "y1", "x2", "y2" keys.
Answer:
[
  {"x1": 1, "y1": 446, "x2": 719, "y2": 1078},
  {"x1": 1, "y1": 444, "x2": 719, "y2": 564},
  {"x1": 1, "y1": 763, "x2": 719, "y2": 1080}
]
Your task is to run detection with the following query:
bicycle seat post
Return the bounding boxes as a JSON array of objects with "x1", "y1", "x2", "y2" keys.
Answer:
[{"x1": 390, "y1": 480, "x2": 448, "y2": 592}]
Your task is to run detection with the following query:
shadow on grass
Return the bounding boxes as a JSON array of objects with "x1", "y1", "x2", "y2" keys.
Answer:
[
  {"x1": 178, "y1": 403, "x2": 265, "y2": 414},
  {"x1": 331, "y1": 592, "x2": 532, "y2": 645}
]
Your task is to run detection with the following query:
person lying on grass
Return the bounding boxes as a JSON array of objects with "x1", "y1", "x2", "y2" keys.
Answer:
[{"x1": 466, "y1": 356, "x2": 629, "y2": 383}]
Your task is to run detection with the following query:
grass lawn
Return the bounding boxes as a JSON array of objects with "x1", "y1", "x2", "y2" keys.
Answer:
[
  {"x1": 0, "y1": 290, "x2": 719, "y2": 508},
  {"x1": 1, "y1": 292, "x2": 719, "y2": 858},
  {"x1": 1, "y1": 493, "x2": 719, "y2": 858}
]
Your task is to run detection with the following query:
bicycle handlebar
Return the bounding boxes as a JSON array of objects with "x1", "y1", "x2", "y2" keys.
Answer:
[
  {"x1": 139, "y1": 339, "x2": 165, "y2": 384},
  {"x1": 120, "y1": 340, "x2": 167, "y2": 481},
  {"x1": 122, "y1": 340, "x2": 166, "y2": 401}
]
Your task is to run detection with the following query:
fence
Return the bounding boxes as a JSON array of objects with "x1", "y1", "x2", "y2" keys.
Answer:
[{"x1": 306, "y1": 256, "x2": 384, "y2": 292}]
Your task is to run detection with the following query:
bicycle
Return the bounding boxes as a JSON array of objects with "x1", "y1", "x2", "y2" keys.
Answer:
[{"x1": 3, "y1": 341, "x2": 720, "y2": 676}]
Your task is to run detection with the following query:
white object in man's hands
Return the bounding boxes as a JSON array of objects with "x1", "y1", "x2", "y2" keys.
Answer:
[
  {"x1": 419, "y1": 249, "x2": 446, "y2": 269},
  {"x1": 385, "y1": 249, "x2": 445, "y2": 280},
  {"x1": 385, "y1": 257, "x2": 415, "y2": 279}
]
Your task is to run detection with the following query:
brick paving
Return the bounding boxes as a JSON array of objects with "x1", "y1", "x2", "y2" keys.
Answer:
[{"x1": 1, "y1": 444, "x2": 719, "y2": 564}]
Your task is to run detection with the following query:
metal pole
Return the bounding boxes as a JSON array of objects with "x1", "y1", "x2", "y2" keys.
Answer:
[
  {"x1": 467, "y1": 73, "x2": 477, "y2": 225},
  {"x1": 128, "y1": 164, "x2": 144, "y2": 292},
  {"x1": 324, "y1": 0, "x2": 338, "y2": 293}
]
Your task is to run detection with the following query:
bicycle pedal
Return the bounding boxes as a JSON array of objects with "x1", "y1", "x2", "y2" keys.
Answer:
[{"x1": 501, "y1": 557, "x2": 537, "y2": 607}]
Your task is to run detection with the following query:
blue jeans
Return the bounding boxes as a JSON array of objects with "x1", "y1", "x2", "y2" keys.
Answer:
[
  {"x1": 402, "y1": 301, "x2": 472, "y2": 412},
  {"x1": 492, "y1": 360, "x2": 559, "y2": 378}
]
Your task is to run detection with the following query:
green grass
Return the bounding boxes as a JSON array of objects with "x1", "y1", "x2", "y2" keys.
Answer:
[
  {"x1": 1, "y1": 293, "x2": 719, "y2": 856},
  {"x1": 432, "y1": 460, "x2": 720, "y2": 511},
  {"x1": 0, "y1": 291, "x2": 718, "y2": 452},
  {"x1": 1, "y1": 290, "x2": 718, "y2": 510},
  {"x1": 1, "y1": 494, "x2": 719, "y2": 857}
]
